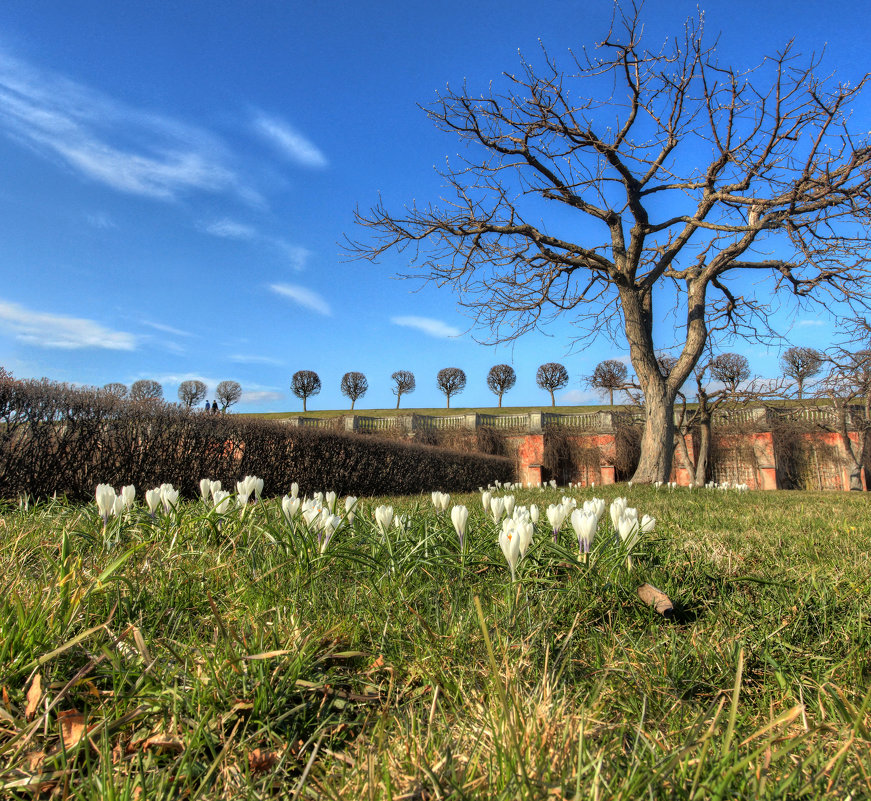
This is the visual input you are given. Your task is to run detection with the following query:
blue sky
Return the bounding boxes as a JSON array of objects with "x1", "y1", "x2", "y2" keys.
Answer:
[{"x1": 0, "y1": 0, "x2": 866, "y2": 411}]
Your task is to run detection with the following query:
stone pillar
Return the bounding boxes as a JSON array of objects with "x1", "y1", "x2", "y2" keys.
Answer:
[
  {"x1": 528, "y1": 411, "x2": 543, "y2": 433},
  {"x1": 464, "y1": 413, "x2": 478, "y2": 430},
  {"x1": 344, "y1": 416, "x2": 357, "y2": 432}
]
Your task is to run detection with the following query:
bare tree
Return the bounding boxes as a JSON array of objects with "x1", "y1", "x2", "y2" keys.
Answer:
[
  {"x1": 436, "y1": 367, "x2": 466, "y2": 409},
  {"x1": 103, "y1": 382, "x2": 128, "y2": 399},
  {"x1": 391, "y1": 370, "x2": 416, "y2": 409},
  {"x1": 588, "y1": 360, "x2": 628, "y2": 407},
  {"x1": 486, "y1": 364, "x2": 516, "y2": 407},
  {"x1": 291, "y1": 370, "x2": 321, "y2": 412},
  {"x1": 215, "y1": 380, "x2": 242, "y2": 412},
  {"x1": 780, "y1": 346, "x2": 823, "y2": 400},
  {"x1": 340, "y1": 371, "x2": 369, "y2": 410},
  {"x1": 351, "y1": 4, "x2": 871, "y2": 483},
  {"x1": 536, "y1": 363, "x2": 568, "y2": 407},
  {"x1": 178, "y1": 380, "x2": 207, "y2": 408},
  {"x1": 130, "y1": 379, "x2": 163, "y2": 403}
]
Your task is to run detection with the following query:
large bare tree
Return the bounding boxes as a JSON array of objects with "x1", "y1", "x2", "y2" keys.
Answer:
[
  {"x1": 216, "y1": 380, "x2": 242, "y2": 412},
  {"x1": 178, "y1": 380, "x2": 207, "y2": 408},
  {"x1": 536, "y1": 362, "x2": 569, "y2": 407},
  {"x1": 351, "y1": 4, "x2": 871, "y2": 482},
  {"x1": 291, "y1": 370, "x2": 321, "y2": 413},
  {"x1": 130, "y1": 379, "x2": 163, "y2": 403}
]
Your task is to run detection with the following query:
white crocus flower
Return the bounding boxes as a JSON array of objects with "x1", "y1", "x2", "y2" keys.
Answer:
[
  {"x1": 450, "y1": 504, "x2": 469, "y2": 548},
  {"x1": 392, "y1": 513, "x2": 409, "y2": 533},
  {"x1": 121, "y1": 485, "x2": 136, "y2": 510},
  {"x1": 490, "y1": 496, "x2": 505, "y2": 523},
  {"x1": 145, "y1": 488, "x2": 161, "y2": 517},
  {"x1": 160, "y1": 484, "x2": 178, "y2": 515},
  {"x1": 112, "y1": 494, "x2": 125, "y2": 517},
  {"x1": 546, "y1": 504, "x2": 567, "y2": 542},
  {"x1": 325, "y1": 491, "x2": 337, "y2": 513},
  {"x1": 290, "y1": 482, "x2": 299, "y2": 499},
  {"x1": 640, "y1": 514, "x2": 656, "y2": 534},
  {"x1": 199, "y1": 478, "x2": 212, "y2": 502},
  {"x1": 212, "y1": 490, "x2": 232, "y2": 514},
  {"x1": 344, "y1": 496, "x2": 357, "y2": 523},
  {"x1": 95, "y1": 484, "x2": 116, "y2": 523},
  {"x1": 282, "y1": 495, "x2": 301, "y2": 522},
  {"x1": 499, "y1": 521, "x2": 521, "y2": 582},
  {"x1": 609, "y1": 497, "x2": 628, "y2": 531},
  {"x1": 481, "y1": 490, "x2": 492, "y2": 513},
  {"x1": 236, "y1": 479, "x2": 252, "y2": 507},
  {"x1": 517, "y1": 520, "x2": 534, "y2": 558},
  {"x1": 252, "y1": 476, "x2": 264, "y2": 501},
  {"x1": 374, "y1": 505, "x2": 393, "y2": 536},
  {"x1": 320, "y1": 514, "x2": 341, "y2": 552},
  {"x1": 529, "y1": 504, "x2": 539, "y2": 525},
  {"x1": 209, "y1": 480, "x2": 222, "y2": 499},
  {"x1": 503, "y1": 495, "x2": 515, "y2": 517},
  {"x1": 570, "y1": 509, "x2": 597, "y2": 558}
]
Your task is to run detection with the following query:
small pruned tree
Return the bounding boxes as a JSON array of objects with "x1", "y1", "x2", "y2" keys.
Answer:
[
  {"x1": 436, "y1": 367, "x2": 466, "y2": 409},
  {"x1": 340, "y1": 371, "x2": 369, "y2": 410},
  {"x1": 291, "y1": 370, "x2": 321, "y2": 412},
  {"x1": 588, "y1": 360, "x2": 628, "y2": 407},
  {"x1": 103, "y1": 382, "x2": 128, "y2": 399},
  {"x1": 486, "y1": 364, "x2": 516, "y2": 407},
  {"x1": 780, "y1": 346, "x2": 823, "y2": 400},
  {"x1": 216, "y1": 380, "x2": 242, "y2": 412},
  {"x1": 178, "y1": 380, "x2": 207, "y2": 408},
  {"x1": 130, "y1": 379, "x2": 163, "y2": 403},
  {"x1": 391, "y1": 370, "x2": 416, "y2": 409},
  {"x1": 536, "y1": 363, "x2": 568, "y2": 407}
]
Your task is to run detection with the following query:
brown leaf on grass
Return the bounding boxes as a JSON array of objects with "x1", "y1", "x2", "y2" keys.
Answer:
[
  {"x1": 58, "y1": 709, "x2": 87, "y2": 749},
  {"x1": 24, "y1": 674, "x2": 42, "y2": 721},
  {"x1": 26, "y1": 750, "x2": 46, "y2": 772},
  {"x1": 248, "y1": 747, "x2": 282, "y2": 773},
  {"x1": 142, "y1": 735, "x2": 185, "y2": 753},
  {"x1": 2, "y1": 685, "x2": 10, "y2": 708}
]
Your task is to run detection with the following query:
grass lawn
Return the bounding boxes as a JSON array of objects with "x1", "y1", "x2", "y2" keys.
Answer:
[{"x1": 1, "y1": 485, "x2": 869, "y2": 799}]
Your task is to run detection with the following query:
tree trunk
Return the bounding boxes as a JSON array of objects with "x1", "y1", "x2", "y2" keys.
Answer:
[
  {"x1": 550, "y1": 390, "x2": 555, "y2": 407},
  {"x1": 609, "y1": 388, "x2": 614, "y2": 407},
  {"x1": 351, "y1": 399, "x2": 355, "y2": 411},
  {"x1": 675, "y1": 428, "x2": 695, "y2": 479},
  {"x1": 446, "y1": 395, "x2": 451, "y2": 409},
  {"x1": 396, "y1": 394, "x2": 401, "y2": 410},
  {"x1": 835, "y1": 404, "x2": 864, "y2": 490},
  {"x1": 498, "y1": 394, "x2": 503, "y2": 408},
  {"x1": 694, "y1": 416, "x2": 711, "y2": 487},
  {"x1": 303, "y1": 397, "x2": 307, "y2": 412},
  {"x1": 632, "y1": 387, "x2": 675, "y2": 483}
]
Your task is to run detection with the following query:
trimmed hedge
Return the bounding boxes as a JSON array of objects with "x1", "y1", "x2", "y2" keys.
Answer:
[{"x1": 0, "y1": 377, "x2": 513, "y2": 501}]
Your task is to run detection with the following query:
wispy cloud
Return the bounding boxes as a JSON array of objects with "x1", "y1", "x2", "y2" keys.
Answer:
[
  {"x1": 201, "y1": 218, "x2": 257, "y2": 240},
  {"x1": 253, "y1": 112, "x2": 327, "y2": 168},
  {"x1": 228, "y1": 354, "x2": 285, "y2": 366},
  {"x1": 391, "y1": 316, "x2": 461, "y2": 339},
  {"x1": 269, "y1": 283, "x2": 331, "y2": 316},
  {"x1": 797, "y1": 319, "x2": 827, "y2": 327},
  {"x1": 0, "y1": 49, "x2": 241, "y2": 200},
  {"x1": 86, "y1": 211, "x2": 116, "y2": 229},
  {"x1": 200, "y1": 218, "x2": 311, "y2": 270},
  {"x1": 240, "y1": 389, "x2": 283, "y2": 405},
  {"x1": 0, "y1": 299, "x2": 136, "y2": 349},
  {"x1": 141, "y1": 320, "x2": 196, "y2": 338}
]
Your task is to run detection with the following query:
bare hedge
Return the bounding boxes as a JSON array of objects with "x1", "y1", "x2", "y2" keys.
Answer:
[{"x1": 0, "y1": 377, "x2": 513, "y2": 501}]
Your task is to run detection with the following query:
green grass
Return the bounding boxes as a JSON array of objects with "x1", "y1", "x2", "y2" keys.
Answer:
[{"x1": 1, "y1": 486, "x2": 870, "y2": 799}]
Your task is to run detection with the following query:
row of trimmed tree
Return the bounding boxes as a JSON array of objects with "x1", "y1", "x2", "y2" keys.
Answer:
[
  {"x1": 290, "y1": 363, "x2": 574, "y2": 412},
  {"x1": 102, "y1": 379, "x2": 243, "y2": 411}
]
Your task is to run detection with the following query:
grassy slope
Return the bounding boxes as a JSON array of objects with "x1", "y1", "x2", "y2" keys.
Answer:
[{"x1": 1, "y1": 487, "x2": 869, "y2": 799}]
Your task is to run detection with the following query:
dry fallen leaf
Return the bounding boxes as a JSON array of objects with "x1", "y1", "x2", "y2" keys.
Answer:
[
  {"x1": 58, "y1": 709, "x2": 86, "y2": 749},
  {"x1": 24, "y1": 674, "x2": 42, "y2": 721},
  {"x1": 26, "y1": 750, "x2": 46, "y2": 772},
  {"x1": 248, "y1": 747, "x2": 282, "y2": 773},
  {"x1": 143, "y1": 736, "x2": 184, "y2": 753}
]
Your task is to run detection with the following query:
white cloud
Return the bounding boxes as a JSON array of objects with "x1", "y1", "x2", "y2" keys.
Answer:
[
  {"x1": 141, "y1": 320, "x2": 196, "y2": 337},
  {"x1": 391, "y1": 316, "x2": 461, "y2": 338},
  {"x1": 239, "y1": 390, "x2": 283, "y2": 405},
  {"x1": 0, "y1": 49, "x2": 241, "y2": 200},
  {"x1": 201, "y1": 219, "x2": 257, "y2": 240},
  {"x1": 86, "y1": 211, "x2": 115, "y2": 229},
  {"x1": 269, "y1": 283, "x2": 331, "y2": 316},
  {"x1": 0, "y1": 299, "x2": 136, "y2": 349},
  {"x1": 253, "y1": 112, "x2": 328, "y2": 168},
  {"x1": 797, "y1": 319, "x2": 827, "y2": 327},
  {"x1": 274, "y1": 242, "x2": 312, "y2": 271},
  {"x1": 228, "y1": 354, "x2": 285, "y2": 366}
]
